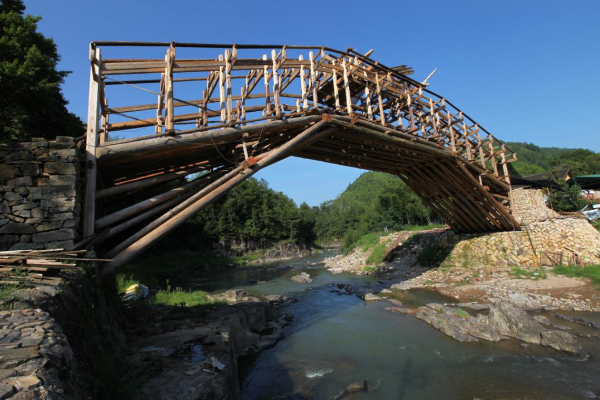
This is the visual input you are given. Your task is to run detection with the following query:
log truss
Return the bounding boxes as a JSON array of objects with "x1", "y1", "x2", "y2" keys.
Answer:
[{"x1": 81, "y1": 42, "x2": 520, "y2": 273}]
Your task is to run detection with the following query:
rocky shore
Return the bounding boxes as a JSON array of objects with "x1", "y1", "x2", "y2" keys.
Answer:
[
  {"x1": 323, "y1": 227, "x2": 600, "y2": 359},
  {"x1": 129, "y1": 289, "x2": 293, "y2": 400}
]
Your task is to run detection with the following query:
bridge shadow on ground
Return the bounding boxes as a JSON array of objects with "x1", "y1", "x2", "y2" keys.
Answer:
[{"x1": 378, "y1": 230, "x2": 456, "y2": 282}]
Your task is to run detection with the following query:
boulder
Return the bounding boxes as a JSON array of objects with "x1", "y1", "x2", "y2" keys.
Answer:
[
  {"x1": 362, "y1": 293, "x2": 381, "y2": 302},
  {"x1": 291, "y1": 272, "x2": 312, "y2": 283},
  {"x1": 488, "y1": 302, "x2": 544, "y2": 344},
  {"x1": 540, "y1": 330, "x2": 587, "y2": 357}
]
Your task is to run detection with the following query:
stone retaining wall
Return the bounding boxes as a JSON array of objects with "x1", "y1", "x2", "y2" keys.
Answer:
[
  {"x1": 0, "y1": 309, "x2": 83, "y2": 399},
  {"x1": 512, "y1": 187, "x2": 560, "y2": 225},
  {"x1": 438, "y1": 217, "x2": 600, "y2": 268},
  {"x1": 0, "y1": 137, "x2": 80, "y2": 251}
]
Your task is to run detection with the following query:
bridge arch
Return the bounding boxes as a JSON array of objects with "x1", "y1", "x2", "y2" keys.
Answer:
[{"x1": 81, "y1": 42, "x2": 520, "y2": 272}]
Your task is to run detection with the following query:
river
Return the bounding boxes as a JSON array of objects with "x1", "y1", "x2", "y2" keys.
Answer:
[{"x1": 186, "y1": 249, "x2": 600, "y2": 399}]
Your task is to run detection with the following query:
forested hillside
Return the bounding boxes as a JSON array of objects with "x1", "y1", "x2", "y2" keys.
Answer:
[
  {"x1": 313, "y1": 172, "x2": 435, "y2": 248},
  {"x1": 507, "y1": 142, "x2": 600, "y2": 176}
]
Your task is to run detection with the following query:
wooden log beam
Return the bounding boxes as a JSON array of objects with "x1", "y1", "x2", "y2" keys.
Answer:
[
  {"x1": 96, "y1": 115, "x2": 322, "y2": 166},
  {"x1": 101, "y1": 119, "x2": 335, "y2": 273},
  {"x1": 96, "y1": 162, "x2": 213, "y2": 199},
  {"x1": 95, "y1": 168, "x2": 226, "y2": 230}
]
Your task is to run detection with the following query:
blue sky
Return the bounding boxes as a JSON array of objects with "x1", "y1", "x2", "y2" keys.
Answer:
[{"x1": 24, "y1": 0, "x2": 600, "y2": 206}]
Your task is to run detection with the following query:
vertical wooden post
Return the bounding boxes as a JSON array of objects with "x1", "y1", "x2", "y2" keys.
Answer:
[
  {"x1": 240, "y1": 87, "x2": 247, "y2": 123},
  {"x1": 271, "y1": 50, "x2": 281, "y2": 118},
  {"x1": 219, "y1": 54, "x2": 226, "y2": 124},
  {"x1": 309, "y1": 51, "x2": 318, "y2": 107},
  {"x1": 429, "y1": 98, "x2": 438, "y2": 137},
  {"x1": 342, "y1": 60, "x2": 352, "y2": 115},
  {"x1": 475, "y1": 128, "x2": 486, "y2": 168},
  {"x1": 446, "y1": 111, "x2": 457, "y2": 154},
  {"x1": 263, "y1": 54, "x2": 271, "y2": 117},
  {"x1": 406, "y1": 90, "x2": 415, "y2": 132},
  {"x1": 165, "y1": 46, "x2": 175, "y2": 132},
  {"x1": 156, "y1": 74, "x2": 165, "y2": 133},
  {"x1": 376, "y1": 73, "x2": 385, "y2": 126},
  {"x1": 460, "y1": 112, "x2": 472, "y2": 160},
  {"x1": 299, "y1": 55, "x2": 307, "y2": 110},
  {"x1": 332, "y1": 61, "x2": 341, "y2": 110},
  {"x1": 99, "y1": 98, "x2": 108, "y2": 143},
  {"x1": 225, "y1": 49, "x2": 233, "y2": 123},
  {"x1": 487, "y1": 134, "x2": 499, "y2": 176},
  {"x1": 501, "y1": 144, "x2": 511, "y2": 185},
  {"x1": 365, "y1": 84, "x2": 373, "y2": 120},
  {"x1": 83, "y1": 45, "x2": 101, "y2": 239}
]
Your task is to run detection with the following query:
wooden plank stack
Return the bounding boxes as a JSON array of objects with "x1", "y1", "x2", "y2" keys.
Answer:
[{"x1": 0, "y1": 249, "x2": 94, "y2": 278}]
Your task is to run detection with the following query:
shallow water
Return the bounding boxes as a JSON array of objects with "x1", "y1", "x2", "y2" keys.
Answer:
[{"x1": 192, "y1": 250, "x2": 600, "y2": 399}]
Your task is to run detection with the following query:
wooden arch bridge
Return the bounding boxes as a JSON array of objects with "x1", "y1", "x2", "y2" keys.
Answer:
[{"x1": 81, "y1": 42, "x2": 521, "y2": 273}]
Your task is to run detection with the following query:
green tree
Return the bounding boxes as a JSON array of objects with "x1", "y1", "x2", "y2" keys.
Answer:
[{"x1": 0, "y1": 0, "x2": 84, "y2": 143}]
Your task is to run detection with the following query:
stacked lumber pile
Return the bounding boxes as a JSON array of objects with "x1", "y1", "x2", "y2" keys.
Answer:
[{"x1": 0, "y1": 249, "x2": 105, "y2": 278}]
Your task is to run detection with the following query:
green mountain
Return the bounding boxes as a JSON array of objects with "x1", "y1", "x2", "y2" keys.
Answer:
[
  {"x1": 506, "y1": 142, "x2": 600, "y2": 177},
  {"x1": 314, "y1": 172, "x2": 434, "y2": 246}
]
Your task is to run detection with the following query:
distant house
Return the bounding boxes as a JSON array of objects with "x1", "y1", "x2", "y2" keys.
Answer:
[
  {"x1": 574, "y1": 174, "x2": 600, "y2": 200},
  {"x1": 510, "y1": 168, "x2": 573, "y2": 190}
]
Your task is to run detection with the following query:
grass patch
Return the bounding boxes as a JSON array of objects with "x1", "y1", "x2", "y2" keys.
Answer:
[
  {"x1": 0, "y1": 282, "x2": 23, "y2": 310},
  {"x1": 591, "y1": 220, "x2": 600, "y2": 232},
  {"x1": 508, "y1": 267, "x2": 547, "y2": 280},
  {"x1": 153, "y1": 286, "x2": 222, "y2": 308},
  {"x1": 456, "y1": 308, "x2": 469, "y2": 319},
  {"x1": 118, "y1": 249, "x2": 239, "y2": 288},
  {"x1": 402, "y1": 224, "x2": 446, "y2": 231},
  {"x1": 358, "y1": 232, "x2": 385, "y2": 252},
  {"x1": 115, "y1": 274, "x2": 140, "y2": 295},
  {"x1": 553, "y1": 264, "x2": 600, "y2": 287},
  {"x1": 366, "y1": 242, "x2": 387, "y2": 266}
]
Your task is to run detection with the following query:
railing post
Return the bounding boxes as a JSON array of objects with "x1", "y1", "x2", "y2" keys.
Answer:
[
  {"x1": 165, "y1": 45, "x2": 175, "y2": 132},
  {"x1": 83, "y1": 44, "x2": 102, "y2": 239}
]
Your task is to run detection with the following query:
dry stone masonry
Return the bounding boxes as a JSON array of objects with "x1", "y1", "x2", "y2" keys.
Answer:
[
  {"x1": 0, "y1": 138, "x2": 80, "y2": 251},
  {"x1": 0, "y1": 309, "x2": 81, "y2": 399},
  {"x1": 511, "y1": 188, "x2": 561, "y2": 225},
  {"x1": 439, "y1": 189, "x2": 600, "y2": 267}
]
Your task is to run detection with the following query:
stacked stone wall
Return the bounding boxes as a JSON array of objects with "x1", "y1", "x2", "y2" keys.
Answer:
[
  {"x1": 0, "y1": 137, "x2": 80, "y2": 251},
  {"x1": 438, "y1": 217, "x2": 600, "y2": 268},
  {"x1": 512, "y1": 187, "x2": 560, "y2": 224}
]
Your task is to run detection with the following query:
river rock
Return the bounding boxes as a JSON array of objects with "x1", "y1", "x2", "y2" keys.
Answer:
[
  {"x1": 336, "y1": 380, "x2": 369, "y2": 399},
  {"x1": 457, "y1": 302, "x2": 490, "y2": 311},
  {"x1": 390, "y1": 281, "x2": 419, "y2": 291},
  {"x1": 532, "y1": 315, "x2": 552, "y2": 326},
  {"x1": 291, "y1": 272, "x2": 312, "y2": 283},
  {"x1": 488, "y1": 302, "x2": 544, "y2": 345},
  {"x1": 362, "y1": 293, "x2": 381, "y2": 302},
  {"x1": 540, "y1": 330, "x2": 587, "y2": 357},
  {"x1": 206, "y1": 289, "x2": 259, "y2": 304},
  {"x1": 554, "y1": 314, "x2": 600, "y2": 328}
]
